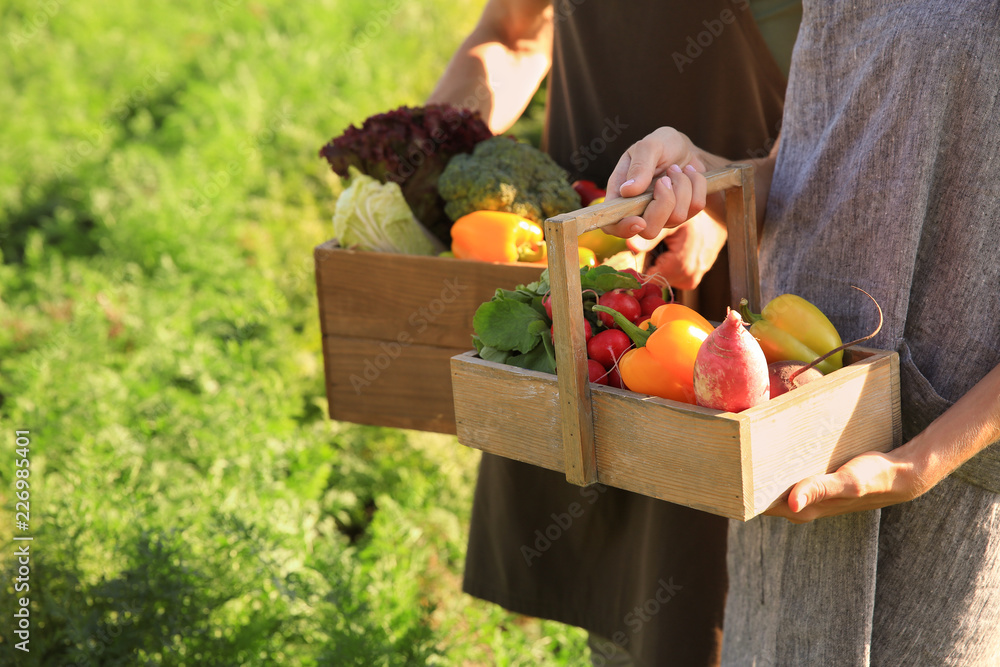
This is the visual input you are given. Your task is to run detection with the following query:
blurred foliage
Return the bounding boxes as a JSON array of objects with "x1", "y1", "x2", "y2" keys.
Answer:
[{"x1": 0, "y1": 0, "x2": 588, "y2": 664}]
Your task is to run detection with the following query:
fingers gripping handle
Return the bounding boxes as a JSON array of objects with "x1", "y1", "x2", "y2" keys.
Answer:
[{"x1": 543, "y1": 164, "x2": 758, "y2": 486}]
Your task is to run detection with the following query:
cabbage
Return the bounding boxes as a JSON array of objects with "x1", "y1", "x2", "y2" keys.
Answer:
[{"x1": 332, "y1": 167, "x2": 438, "y2": 255}]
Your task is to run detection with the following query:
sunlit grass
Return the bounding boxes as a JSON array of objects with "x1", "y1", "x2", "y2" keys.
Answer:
[{"x1": 0, "y1": 0, "x2": 587, "y2": 664}]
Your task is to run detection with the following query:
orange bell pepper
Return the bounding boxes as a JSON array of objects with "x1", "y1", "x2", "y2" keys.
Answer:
[
  {"x1": 450, "y1": 211, "x2": 545, "y2": 263},
  {"x1": 594, "y1": 302, "x2": 713, "y2": 404}
]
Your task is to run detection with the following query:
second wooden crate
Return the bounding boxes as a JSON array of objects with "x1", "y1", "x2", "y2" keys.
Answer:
[{"x1": 315, "y1": 242, "x2": 543, "y2": 434}]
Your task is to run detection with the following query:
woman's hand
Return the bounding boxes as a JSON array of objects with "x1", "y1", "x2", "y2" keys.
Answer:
[
  {"x1": 603, "y1": 127, "x2": 725, "y2": 239},
  {"x1": 763, "y1": 450, "x2": 927, "y2": 523},
  {"x1": 766, "y1": 362, "x2": 1000, "y2": 523}
]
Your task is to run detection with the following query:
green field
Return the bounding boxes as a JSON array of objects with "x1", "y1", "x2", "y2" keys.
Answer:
[{"x1": 0, "y1": 1, "x2": 586, "y2": 664}]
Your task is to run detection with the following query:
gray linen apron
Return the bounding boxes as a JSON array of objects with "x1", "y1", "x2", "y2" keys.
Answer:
[{"x1": 722, "y1": 1, "x2": 1000, "y2": 664}]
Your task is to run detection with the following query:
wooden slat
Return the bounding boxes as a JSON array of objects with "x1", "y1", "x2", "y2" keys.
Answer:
[
  {"x1": 451, "y1": 352, "x2": 563, "y2": 468},
  {"x1": 544, "y1": 211, "x2": 597, "y2": 485},
  {"x1": 314, "y1": 242, "x2": 544, "y2": 348},
  {"x1": 725, "y1": 164, "x2": 761, "y2": 312},
  {"x1": 324, "y1": 335, "x2": 465, "y2": 434},
  {"x1": 590, "y1": 388, "x2": 748, "y2": 519}
]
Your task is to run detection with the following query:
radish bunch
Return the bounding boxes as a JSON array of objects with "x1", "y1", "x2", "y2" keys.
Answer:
[
  {"x1": 587, "y1": 269, "x2": 670, "y2": 386},
  {"x1": 594, "y1": 268, "x2": 669, "y2": 329},
  {"x1": 546, "y1": 268, "x2": 669, "y2": 388}
]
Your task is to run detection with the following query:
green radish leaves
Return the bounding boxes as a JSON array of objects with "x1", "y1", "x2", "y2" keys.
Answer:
[
  {"x1": 470, "y1": 265, "x2": 639, "y2": 375},
  {"x1": 506, "y1": 336, "x2": 557, "y2": 375},
  {"x1": 581, "y1": 265, "x2": 640, "y2": 293},
  {"x1": 471, "y1": 274, "x2": 556, "y2": 373},
  {"x1": 473, "y1": 299, "x2": 548, "y2": 354}
]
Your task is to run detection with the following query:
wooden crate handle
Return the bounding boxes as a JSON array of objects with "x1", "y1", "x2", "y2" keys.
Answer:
[{"x1": 543, "y1": 164, "x2": 759, "y2": 486}]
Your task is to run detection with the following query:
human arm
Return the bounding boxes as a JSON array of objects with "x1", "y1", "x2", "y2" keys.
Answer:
[
  {"x1": 426, "y1": 0, "x2": 553, "y2": 135},
  {"x1": 766, "y1": 362, "x2": 1000, "y2": 523}
]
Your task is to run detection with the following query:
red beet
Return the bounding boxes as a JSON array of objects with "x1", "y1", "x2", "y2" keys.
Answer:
[{"x1": 768, "y1": 360, "x2": 824, "y2": 398}]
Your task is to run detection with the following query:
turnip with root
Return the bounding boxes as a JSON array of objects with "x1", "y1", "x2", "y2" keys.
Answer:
[
  {"x1": 768, "y1": 287, "x2": 884, "y2": 398},
  {"x1": 693, "y1": 308, "x2": 770, "y2": 412}
]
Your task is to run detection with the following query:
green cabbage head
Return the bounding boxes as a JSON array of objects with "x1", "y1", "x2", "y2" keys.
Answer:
[{"x1": 333, "y1": 167, "x2": 436, "y2": 255}]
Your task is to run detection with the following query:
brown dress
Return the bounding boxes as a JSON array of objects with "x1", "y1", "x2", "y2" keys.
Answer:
[{"x1": 462, "y1": 2, "x2": 788, "y2": 664}]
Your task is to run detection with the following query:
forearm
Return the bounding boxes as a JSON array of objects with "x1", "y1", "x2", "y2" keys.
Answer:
[
  {"x1": 427, "y1": 0, "x2": 553, "y2": 134},
  {"x1": 898, "y1": 363, "x2": 1000, "y2": 494}
]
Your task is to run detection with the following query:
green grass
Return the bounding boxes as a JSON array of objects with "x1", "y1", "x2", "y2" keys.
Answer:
[{"x1": 0, "y1": 1, "x2": 587, "y2": 664}]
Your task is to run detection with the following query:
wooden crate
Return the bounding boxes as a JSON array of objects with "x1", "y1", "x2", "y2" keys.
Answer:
[
  {"x1": 450, "y1": 165, "x2": 902, "y2": 520},
  {"x1": 314, "y1": 242, "x2": 544, "y2": 433}
]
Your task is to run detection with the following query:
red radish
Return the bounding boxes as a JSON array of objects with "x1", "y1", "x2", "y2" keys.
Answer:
[
  {"x1": 597, "y1": 291, "x2": 642, "y2": 328},
  {"x1": 632, "y1": 272, "x2": 669, "y2": 301},
  {"x1": 587, "y1": 329, "x2": 631, "y2": 370},
  {"x1": 631, "y1": 281, "x2": 657, "y2": 301},
  {"x1": 693, "y1": 309, "x2": 769, "y2": 412},
  {"x1": 607, "y1": 365, "x2": 624, "y2": 389},
  {"x1": 542, "y1": 294, "x2": 553, "y2": 319},
  {"x1": 768, "y1": 360, "x2": 823, "y2": 398},
  {"x1": 639, "y1": 293, "x2": 668, "y2": 316},
  {"x1": 620, "y1": 268, "x2": 655, "y2": 300},
  {"x1": 588, "y1": 359, "x2": 609, "y2": 385}
]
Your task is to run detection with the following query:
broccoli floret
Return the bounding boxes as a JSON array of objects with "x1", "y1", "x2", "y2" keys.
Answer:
[{"x1": 437, "y1": 136, "x2": 581, "y2": 223}]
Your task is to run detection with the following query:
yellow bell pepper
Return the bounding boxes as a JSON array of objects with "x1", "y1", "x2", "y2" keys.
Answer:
[
  {"x1": 450, "y1": 211, "x2": 545, "y2": 263},
  {"x1": 740, "y1": 295, "x2": 844, "y2": 374}
]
